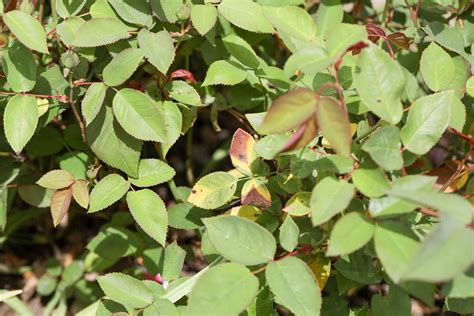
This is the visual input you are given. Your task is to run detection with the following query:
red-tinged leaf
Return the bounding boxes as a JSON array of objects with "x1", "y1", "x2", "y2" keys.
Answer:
[
  {"x1": 366, "y1": 23, "x2": 386, "y2": 40},
  {"x1": 171, "y1": 69, "x2": 197, "y2": 84},
  {"x1": 51, "y1": 187, "x2": 73, "y2": 227},
  {"x1": 280, "y1": 116, "x2": 318, "y2": 153},
  {"x1": 229, "y1": 128, "x2": 257, "y2": 175},
  {"x1": 260, "y1": 88, "x2": 317, "y2": 135},
  {"x1": 348, "y1": 41, "x2": 369, "y2": 54},
  {"x1": 315, "y1": 96, "x2": 352, "y2": 157},
  {"x1": 241, "y1": 178, "x2": 272, "y2": 209},
  {"x1": 387, "y1": 32, "x2": 410, "y2": 50}
]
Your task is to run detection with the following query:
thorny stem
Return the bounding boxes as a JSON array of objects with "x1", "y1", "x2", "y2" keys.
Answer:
[{"x1": 68, "y1": 73, "x2": 87, "y2": 143}]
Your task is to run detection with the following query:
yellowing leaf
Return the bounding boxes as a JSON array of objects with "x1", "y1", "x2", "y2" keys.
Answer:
[
  {"x1": 241, "y1": 178, "x2": 271, "y2": 209},
  {"x1": 229, "y1": 128, "x2": 257, "y2": 175},
  {"x1": 304, "y1": 252, "x2": 331, "y2": 290},
  {"x1": 37, "y1": 170, "x2": 75, "y2": 189},
  {"x1": 225, "y1": 205, "x2": 262, "y2": 221},
  {"x1": 72, "y1": 180, "x2": 89, "y2": 209},
  {"x1": 51, "y1": 187, "x2": 73, "y2": 227},
  {"x1": 188, "y1": 172, "x2": 237, "y2": 209}
]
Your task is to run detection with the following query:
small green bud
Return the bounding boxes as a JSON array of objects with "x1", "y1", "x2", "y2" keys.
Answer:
[
  {"x1": 176, "y1": 3, "x2": 191, "y2": 22},
  {"x1": 60, "y1": 50, "x2": 80, "y2": 69},
  {"x1": 19, "y1": 0, "x2": 35, "y2": 14}
]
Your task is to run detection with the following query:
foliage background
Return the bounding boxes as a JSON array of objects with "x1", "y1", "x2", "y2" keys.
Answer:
[{"x1": 0, "y1": 0, "x2": 474, "y2": 315}]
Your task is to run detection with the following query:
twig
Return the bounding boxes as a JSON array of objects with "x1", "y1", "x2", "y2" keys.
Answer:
[
  {"x1": 252, "y1": 245, "x2": 313, "y2": 275},
  {"x1": 185, "y1": 128, "x2": 194, "y2": 185},
  {"x1": 0, "y1": 91, "x2": 68, "y2": 102},
  {"x1": 440, "y1": 150, "x2": 473, "y2": 192},
  {"x1": 68, "y1": 73, "x2": 87, "y2": 143}
]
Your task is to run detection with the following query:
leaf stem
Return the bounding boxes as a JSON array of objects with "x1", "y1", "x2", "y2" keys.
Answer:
[
  {"x1": 355, "y1": 120, "x2": 384, "y2": 143},
  {"x1": 68, "y1": 73, "x2": 87, "y2": 143}
]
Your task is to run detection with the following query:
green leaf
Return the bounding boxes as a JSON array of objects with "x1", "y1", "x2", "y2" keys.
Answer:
[
  {"x1": 168, "y1": 81, "x2": 202, "y2": 106},
  {"x1": 400, "y1": 91, "x2": 454, "y2": 155},
  {"x1": 263, "y1": 5, "x2": 316, "y2": 43},
  {"x1": 168, "y1": 202, "x2": 212, "y2": 230},
  {"x1": 449, "y1": 98, "x2": 466, "y2": 130},
  {"x1": 162, "y1": 242, "x2": 186, "y2": 281},
  {"x1": 109, "y1": 0, "x2": 153, "y2": 27},
  {"x1": 88, "y1": 174, "x2": 130, "y2": 213},
  {"x1": 4, "y1": 95, "x2": 39, "y2": 153},
  {"x1": 103, "y1": 48, "x2": 144, "y2": 87},
  {"x1": 188, "y1": 172, "x2": 237, "y2": 209},
  {"x1": 203, "y1": 215, "x2": 276, "y2": 265},
  {"x1": 127, "y1": 189, "x2": 168, "y2": 246},
  {"x1": 56, "y1": 17, "x2": 85, "y2": 47},
  {"x1": 160, "y1": 101, "x2": 183, "y2": 155},
  {"x1": 369, "y1": 175, "x2": 437, "y2": 218},
  {"x1": 137, "y1": 29, "x2": 175, "y2": 75},
  {"x1": 81, "y1": 83, "x2": 107, "y2": 126},
  {"x1": 374, "y1": 221, "x2": 419, "y2": 283},
  {"x1": 260, "y1": 88, "x2": 317, "y2": 134},
  {"x1": 112, "y1": 88, "x2": 167, "y2": 142},
  {"x1": 143, "y1": 299, "x2": 178, "y2": 316},
  {"x1": 56, "y1": 0, "x2": 86, "y2": 18},
  {"x1": 371, "y1": 284, "x2": 411, "y2": 316},
  {"x1": 327, "y1": 212, "x2": 375, "y2": 256},
  {"x1": 18, "y1": 185, "x2": 54, "y2": 208},
  {"x1": 87, "y1": 105, "x2": 142, "y2": 177},
  {"x1": 310, "y1": 177, "x2": 355, "y2": 226},
  {"x1": 284, "y1": 45, "x2": 332, "y2": 77},
  {"x1": 315, "y1": 0, "x2": 343, "y2": 39},
  {"x1": 420, "y1": 43, "x2": 455, "y2": 92},
  {"x1": 466, "y1": 76, "x2": 474, "y2": 97},
  {"x1": 150, "y1": 0, "x2": 182, "y2": 23},
  {"x1": 218, "y1": 0, "x2": 274, "y2": 33},
  {"x1": 283, "y1": 192, "x2": 311, "y2": 216},
  {"x1": 202, "y1": 60, "x2": 248, "y2": 86},
  {"x1": 129, "y1": 159, "x2": 175, "y2": 188},
  {"x1": 316, "y1": 96, "x2": 352, "y2": 157},
  {"x1": 326, "y1": 23, "x2": 367, "y2": 57},
  {"x1": 334, "y1": 251, "x2": 383, "y2": 284},
  {"x1": 266, "y1": 257, "x2": 321, "y2": 316},
  {"x1": 73, "y1": 18, "x2": 131, "y2": 47},
  {"x1": 354, "y1": 44, "x2": 405, "y2": 124},
  {"x1": 352, "y1": 168, "x2": 389, "y2": 198},
  {"x1": 423, "y1": 21, "x2": 465, "y2": 55},
  {"x1": 443, "y1": 272, "x2": 474, "y2": 298},
  {"x1": 37, "y1": 170, "x2": 74, "y2": 189},
  {"x1": 222, "y1": 34, "x2": 260, "y2": 69},
  {"x1": 448, "y1": 56, "x2": 470, "y2": 99},
  {"x1": 2, "y1": 41, "x2": 36, "y2": 93},
  {"x1": 3, "y1": 10, "x2": 48, "y2": 54},
  {"x1": 97, "y1": 273, "x2": 153, "y2": 308},
  {"x1": 361, "y1": 126, "x2": 403, "y2": 171},
  {"x1": 279, "y1": 215, "x2": 299, "y2": 252},
  {"x1": 191, "y1": 4, "x2": 218, "y2": 36},
  {"x1": 401, "y1": 219, "x2": 474, "y2": 282},
  {"x1": 387, "y1": 188, "x2": 473, "y2": 224},
  {"x1": 187, "y1": 263, "x2": 259, "y2": 315}
]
